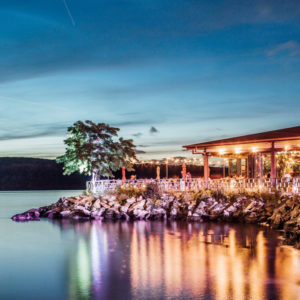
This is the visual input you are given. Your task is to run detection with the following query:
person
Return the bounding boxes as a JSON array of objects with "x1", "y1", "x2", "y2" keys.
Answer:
[
  {"x1": 187, "y1": 172, "x2": 191, "y2": 181},
  {"x1": 230, "y1": 175, "x2": 237, "y2": 186},
  {"x1": 283, "y1": 172, "x2": 291, "y2": 182}
]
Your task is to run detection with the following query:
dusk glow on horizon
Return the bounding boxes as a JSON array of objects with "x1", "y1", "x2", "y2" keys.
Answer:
[{"x1": 1, "y1": 0, "x2": 300, "y2": 160}]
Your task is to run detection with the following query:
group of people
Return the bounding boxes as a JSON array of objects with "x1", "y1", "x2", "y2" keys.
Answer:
[{"x1": 180, "y1": 171, "x2": 192, "y2": 180}]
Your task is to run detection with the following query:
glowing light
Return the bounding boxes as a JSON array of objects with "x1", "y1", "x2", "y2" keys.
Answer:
[
  {"x1": 235, "y1": 148, "x2": 241, "y2": 154},
  {"x1": 252, "y1": 147, "x2": 257, "y2": 153},
  {"x1": 219, "y1": 149, "x2": 225, "y2": 155}
]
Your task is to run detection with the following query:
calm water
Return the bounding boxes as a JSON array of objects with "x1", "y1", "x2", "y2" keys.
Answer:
[{"x1": 1, "y1": 191, "x2": 300, "y2": 300}]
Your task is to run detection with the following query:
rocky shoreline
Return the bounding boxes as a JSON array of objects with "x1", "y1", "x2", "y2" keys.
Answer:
[{"x1": 12, "y1": 191, "x2": 300, "y2": 249}]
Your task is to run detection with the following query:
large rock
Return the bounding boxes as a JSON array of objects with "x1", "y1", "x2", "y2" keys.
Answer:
[
  {"x1": 284, "y1": 220, "x2": 297, "y2": 231},
  {"x1": 271, "y1": 214, "x2": 282, "y2": 229},
  {"x1": 12, "y1": 208, "x2": 41, "y2": 221},
  {"x1": 91, "y1": 208, "x2": 106, "y2": 219},
  {"x1": 245, "y1": 213, "x2": 258, "y2": 224}
]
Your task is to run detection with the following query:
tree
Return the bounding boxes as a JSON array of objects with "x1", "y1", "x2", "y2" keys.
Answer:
[
  {"x1": 56, "y1": 120, "x2": 137, "y2": 180},
  {"x1": 276, "y1": 153, "x2": 289, "y2": 179}
]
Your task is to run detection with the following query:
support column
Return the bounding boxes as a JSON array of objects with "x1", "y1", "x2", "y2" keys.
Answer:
[
  {"x1": 271, "y1": 142, "x2": 277, "y2": 187},
  {"x1": 248, "y1": 153, "x2": 255, "y2": 178},
  {"x1": 236, "y1": 158, "x2": 242, "y2": 176},
  {"x1": 203, "y1": 153, "x2": 209, "y2": 188}
]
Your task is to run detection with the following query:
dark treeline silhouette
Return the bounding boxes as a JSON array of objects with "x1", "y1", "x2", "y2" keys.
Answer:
[
  {"x1": 0, "y1": 157, "x2": 89, "y2": 191},
  {"x1": 0, "y1": 158, "x2": 228, "y2": 191}
]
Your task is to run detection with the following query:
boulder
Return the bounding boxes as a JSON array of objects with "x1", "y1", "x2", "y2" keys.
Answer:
[
  {"x1": 60, "y1": 210, "x2": 71, "y2": 218},
  {"x1": 271, "y1": 214, "x2": 282, "y2": 229},
  {"x1": 133, "y1": 209, "x2": 148, "y2": 220},
  {"x1": 245, "y1": 213, "x2": 258, "y2": 224},
  {"x1": 284, "y1": 220, "x2": 297, "y2": 231},
  {"x1": 91, "y1": 208, "x2": 106, "y2": 219},
  {"x1": 12, "y1": 209, "x2": 41, "y2": 221}
]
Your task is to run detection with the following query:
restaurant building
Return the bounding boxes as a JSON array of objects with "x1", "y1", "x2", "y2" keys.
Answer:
[{"x1": 183, "y1": 125, "x2": 300, "y2": 187}]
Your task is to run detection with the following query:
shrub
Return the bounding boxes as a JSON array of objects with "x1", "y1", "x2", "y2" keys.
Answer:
[
  {"x1": 142, "y1": 182, "x2": 161, "y2": 199},
  {"x1": 116, "y1": 185, "x2": 143, "y2": 198}
]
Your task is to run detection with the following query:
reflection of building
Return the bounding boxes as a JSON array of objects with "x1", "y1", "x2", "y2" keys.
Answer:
[{"x1": 52, "y1": 220, "x2": 300, "y2": 300}]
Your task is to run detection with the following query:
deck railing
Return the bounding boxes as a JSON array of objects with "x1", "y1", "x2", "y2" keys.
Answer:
[{"x1": 86, "y1": 177, "x2": 300, "y2": 195}]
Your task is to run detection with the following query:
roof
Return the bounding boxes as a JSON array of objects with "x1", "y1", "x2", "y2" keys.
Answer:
[{"x1": 183, "y1": 125, "x2": 300, "y2": 155}]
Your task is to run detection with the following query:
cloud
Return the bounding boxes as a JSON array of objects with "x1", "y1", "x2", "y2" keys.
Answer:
[
  {"x1": 150, "y1": 126, "x2": 159, "y2": 134},
  {"x1": 111, "y1": 120, "x2": 154, "y2": 127},
  {"x1": 266, "y1": 41, "x2": 300, "y2": 57},
  {"x1": 0, "y1": 123, "x2": 67, "y2": 141},
  {"x1": 135, "y1": 149, "x2": 146, "y2": 154},
  {"x1": 133, "y1": 133, "x2": 142, "y2": 138}
]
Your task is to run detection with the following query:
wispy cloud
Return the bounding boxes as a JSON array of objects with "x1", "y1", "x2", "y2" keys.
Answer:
[
  {"x1": 0, "y1": 123, "x2": 68, "y2": 141},
  {"x1": 266, "y1": 41, "x2": 300, "y2": 57},
  {"x1": 133, "y1": 133, "x2": 142, "y2": 138},
  {"x1": 0, "y1": 96, "x2": 69, "y2": 111},
  {"x1": 135, "y1": 149, "x2": 146, "y2": 154},
  {"x1": 62, "y1": 0, "x2": 75, "y2": 26}
]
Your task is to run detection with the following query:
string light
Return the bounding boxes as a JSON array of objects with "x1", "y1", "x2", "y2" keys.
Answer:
[{"x1": 132, "y1": 157, "x2": 206, "y2": 167}]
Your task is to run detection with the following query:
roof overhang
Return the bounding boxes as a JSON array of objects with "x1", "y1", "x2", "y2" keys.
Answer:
[{"x1": 183, "y1": 126, "x2": 300, "y2": 157}]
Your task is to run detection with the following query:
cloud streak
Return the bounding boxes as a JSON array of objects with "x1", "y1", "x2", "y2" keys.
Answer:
[
  {"x1": 0, "y1": 96, "x2": 69, "y2": 111},
  {"x1": 62, "y1": 0, "x2": 75, "y2": 26},
  {"x1": 267, "y1": 41, "x2": 300, "y2": 57}
]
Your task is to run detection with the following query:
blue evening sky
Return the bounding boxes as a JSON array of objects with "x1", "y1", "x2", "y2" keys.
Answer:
[{"x1": 1, "y1": 0, "x2": 300, "y2": 160}]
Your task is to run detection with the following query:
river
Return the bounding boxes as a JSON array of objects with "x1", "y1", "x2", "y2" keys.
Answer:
[{"x1": 0, "y1": 191, "x2": 300, "y2": 300}]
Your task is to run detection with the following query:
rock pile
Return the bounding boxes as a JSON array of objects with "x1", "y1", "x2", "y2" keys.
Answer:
[{"x1": 11, "y1": 193, "x2": 300, "y2": 249}]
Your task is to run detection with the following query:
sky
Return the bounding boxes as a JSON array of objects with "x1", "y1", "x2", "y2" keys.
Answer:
[{"x1": 1, "y1": 0, "x2": 300, "y2": 160}]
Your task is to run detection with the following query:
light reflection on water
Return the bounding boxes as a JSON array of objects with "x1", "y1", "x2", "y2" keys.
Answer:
[
  {"x1": 1, "y1": 191, "x2": 300, "y2": 300},
  {"x1": 54, "y1": 220, "x2": 300, "y2": 300}
]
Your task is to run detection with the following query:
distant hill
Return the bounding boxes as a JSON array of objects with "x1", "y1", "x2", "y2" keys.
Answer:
[
  {"x1": 0, "y1": 157, "x2": 227, "y2": 191},
  {"x1": 0, "y1": 157, "x2": 89, "y2": 191}
]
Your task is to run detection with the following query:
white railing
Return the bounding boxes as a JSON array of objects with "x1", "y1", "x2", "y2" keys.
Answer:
[
  {"x1": 86, "y1": 178, "x2": 204, "y2": 194},
  {"x1": 86, "y1": 178, "x2": 300, "y2": 195}
]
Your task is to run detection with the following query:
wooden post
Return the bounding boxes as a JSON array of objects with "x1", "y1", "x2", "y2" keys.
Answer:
[
  {"x1": 248, "y1": 153, "x2": 255, "y2": 179},
  {"x1": 236, "y1": 158, "x2": 242, "y2": 175},
  {"x1": 203, "y1": 152, "x2": 209, "y2": 188},
  {"x1": 258, "y1": 153, "x2": 263, "y2": 184},
  {"x1": 271, "y1": 142, "x2": 277, "y2": 187}
]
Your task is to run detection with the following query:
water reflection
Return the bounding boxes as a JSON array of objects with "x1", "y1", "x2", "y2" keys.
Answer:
[{"x1": 52, "y1": 220, "x2": 300, "y2": 300}]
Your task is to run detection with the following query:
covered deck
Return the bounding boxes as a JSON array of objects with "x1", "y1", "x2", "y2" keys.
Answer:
[{"x1": 183, "y1": 125, "x2": 300, "y2": 192}]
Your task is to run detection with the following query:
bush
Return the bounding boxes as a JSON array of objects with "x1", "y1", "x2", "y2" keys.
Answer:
[
  {"x1": 116, "y1": 185, "x2": 143, "y2": 198},
  {"x1": 142, "y1": 182, "x2": 161, "y2": 199}
]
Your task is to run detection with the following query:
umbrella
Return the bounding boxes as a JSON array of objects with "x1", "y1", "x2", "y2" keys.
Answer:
[
  {"x1": 122, "y1": 167, "x2": 126, "y2": 180},
  {"x1": 182, "y1": 164, "x2": 186, "y2": 179},
  {"x1": 156, "y1": 166, "x2": 160, "y2": 179}
]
